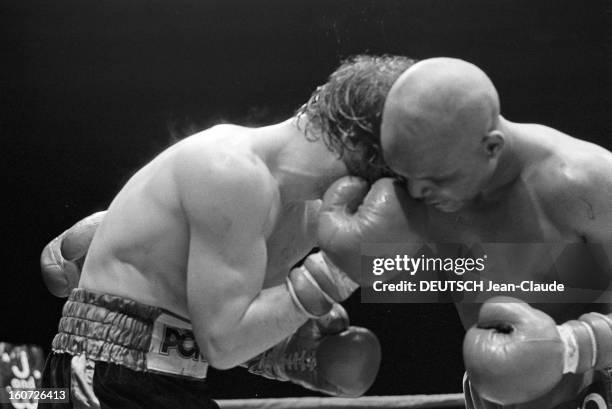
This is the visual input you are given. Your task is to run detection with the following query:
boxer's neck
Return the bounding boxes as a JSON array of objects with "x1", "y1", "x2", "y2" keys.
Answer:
[{"x1": 251, "y1": 118, "x2": 348, "y2": 203}]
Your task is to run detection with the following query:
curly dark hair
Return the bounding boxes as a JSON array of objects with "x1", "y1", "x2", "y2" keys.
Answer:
[{"x1": 296, "y1": 54, "x2": 416, "y2": 180}]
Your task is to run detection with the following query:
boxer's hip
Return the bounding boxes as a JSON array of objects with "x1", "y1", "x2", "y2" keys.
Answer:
[
  {"x1": 51, "y1": 288, "x2": 208, "y2": 378},
  {"x1": 41, "y1": 288, "x2": 218, "y2": 409}
]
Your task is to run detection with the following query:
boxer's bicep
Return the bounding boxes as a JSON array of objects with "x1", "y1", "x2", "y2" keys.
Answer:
[
  {"x1": 563, "y1": 168, "x2": 612, "y2": 278},
  {"x1": 184, "y1": 189, "x2": 268, "y2": 340},
  {"x1": 174, "y1": 148, "x2": 274, "y2": 363},
  {"x1": 542, "y1": 161, "x2": 612, "y2": 241},
  {"x1": 568, "y1": 176, "x2": 612, "y2": 238},
  {"x1": 186, "y1": 231, "x2": 268, "y2": 365}
]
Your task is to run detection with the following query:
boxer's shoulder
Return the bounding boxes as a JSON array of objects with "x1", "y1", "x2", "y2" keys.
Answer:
[
  {"x1": 527, "y1": 145, "x2": 612, "y2": 233},
  {"x1": 185, "y1": 122, "x2": 247, "y2": 140},
  {"x1": 168, "y1": 132, "x2": 279, "y2": 238},
  {"x1": 174, "y1": 129, "x2": 273, "y2": 188}
]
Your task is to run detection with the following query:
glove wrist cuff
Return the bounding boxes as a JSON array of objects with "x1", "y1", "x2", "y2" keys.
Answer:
[
  {"x1": 557, "y1": 323, "x2": 580, "y2": 373},
  {"x1": 557, "y1": 320, "x2": 597, "y2": 373},
  {"x1": 285, "y1": 274, "x2": 332, "y2": 319},
  {"x1": 578, "y1": 312, "x2": 612, "y2": 370},
  {"x1": 319, "y1": 252, "x2": 359, "y2": 298}
]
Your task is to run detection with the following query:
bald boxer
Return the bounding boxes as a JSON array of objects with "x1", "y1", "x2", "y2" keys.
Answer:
[
  {"x1": 40, "y1": 55, "x2": 422, "y2": 408},
  {"x1": 381, "y1": 58, "x2": 612, "y2": 408}
]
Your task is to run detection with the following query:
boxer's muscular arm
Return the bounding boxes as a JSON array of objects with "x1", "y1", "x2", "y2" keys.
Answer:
[
  {"x1": 546, "y1": 158, "x2": 612, "y2": 249},
  {"x1": 541, "y1": 158, "x2": 612, "y2": 281},
  {"x1": 559, "y1": 165, "x2": 612, "y2": 303},
  {"x1": 567, "y1": 163, "x2": 612, "y2": 370},
  {"x1": 175, "y1": 148, "x2": 308, "y2": 370},
  {"x1": 537, "y1": 160, "x2": 612, "y2": 371},
  {"x1": 464, "y1": 149, "x2": 612, "y2": 404}
]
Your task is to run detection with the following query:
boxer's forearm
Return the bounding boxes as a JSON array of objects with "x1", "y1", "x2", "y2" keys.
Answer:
[
  {"x1": 218, "y1": 252, "x2": 357, "y2": 369},
  {"x1": 199, "y1": 283, "x2": 309, "y2": 370}
]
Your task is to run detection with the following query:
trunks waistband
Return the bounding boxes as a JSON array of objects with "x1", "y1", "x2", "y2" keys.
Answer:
[{"x1": 52, "y1": 288, "x2": 209, "y2": 379}]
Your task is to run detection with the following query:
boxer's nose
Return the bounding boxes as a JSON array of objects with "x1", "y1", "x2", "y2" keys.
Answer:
[{"x1": 407, "y1": 179, "x2": 432, "y2": 199}]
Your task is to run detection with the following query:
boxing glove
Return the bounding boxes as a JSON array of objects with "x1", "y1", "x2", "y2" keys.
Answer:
[
  {"x1": 244, "y1": 303, "x2": 381, "y2": 397},
  {"x1": 317, "y1": 176, "x2": 427, "y2": 284},
  {"x1": 40, "y1": 211, "x2": 105, "y2": 297},
  {"x1": 463, "y1": 296, "x2": 598, "y2": 404}
]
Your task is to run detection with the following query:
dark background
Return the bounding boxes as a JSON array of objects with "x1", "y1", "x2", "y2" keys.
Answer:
[{"x1": 2, "y1": 0, "x2": 610, "y2": 399}]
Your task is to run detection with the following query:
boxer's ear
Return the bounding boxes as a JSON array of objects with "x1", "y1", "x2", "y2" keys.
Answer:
[{"x1": 481, "y1": 130, "x2": 504, "y2": 158}]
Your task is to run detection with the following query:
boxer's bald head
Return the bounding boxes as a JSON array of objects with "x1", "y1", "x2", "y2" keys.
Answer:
[{"x1": 381, "y1": 58, "x2": 504, "y2": 212}]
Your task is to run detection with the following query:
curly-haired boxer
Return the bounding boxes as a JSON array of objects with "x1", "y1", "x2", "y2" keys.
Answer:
[
  {"x1": 380, "y1": 58, "x2": 612, "y2": 408},
  {"x1": 40, "y1": 55, "x2": 421, "y2": 408}
]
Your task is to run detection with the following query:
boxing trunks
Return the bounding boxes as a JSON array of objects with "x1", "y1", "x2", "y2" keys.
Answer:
[
  {"x1": 41, "y1": 288, "x2": 219, "y2": 409},
  {"x1": 464, "y1": 370, "x2": 612, "y2": 409}
]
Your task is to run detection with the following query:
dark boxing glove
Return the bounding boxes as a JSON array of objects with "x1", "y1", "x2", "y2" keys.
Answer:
[
  {"x1": 40, "y1": 211, "x2": 105, "y2": 297},
  {"x1": 463, "y1": 296, "x2": 612, "y2": 405},
  {"x1": 244, "y1": 303, "x2": 381, "y2": 397},
  {"x1": 317, "y1": 176, "x2": 426, "y2": 284}
]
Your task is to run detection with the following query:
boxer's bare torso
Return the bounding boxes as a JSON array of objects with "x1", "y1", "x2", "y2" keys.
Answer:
[
  {"x1": 417, "y1": 123, "x2": 612, "y2": 406},
  {"x1": 419, "y1": 123, "x2": 612, "y2": 325},
  {"x1": 379, "y1": 58, "x2": 612, "y2": 407},
  {"x1": 78, "y1": 118, "x2": 346, "y2": 366}
]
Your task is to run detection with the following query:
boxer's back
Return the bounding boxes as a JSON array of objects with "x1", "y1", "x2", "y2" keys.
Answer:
[{"x1": 79, "y1": 125, "x2": 281, "y2": 317}]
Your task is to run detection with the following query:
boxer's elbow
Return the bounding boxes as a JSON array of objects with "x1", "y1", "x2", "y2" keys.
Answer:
[
  {"x1": 198, "y1": 332, "x2": 244, "y2": 370},
  {"x1": 203, "y1": 345, "x2": 239, "y2": 370}
]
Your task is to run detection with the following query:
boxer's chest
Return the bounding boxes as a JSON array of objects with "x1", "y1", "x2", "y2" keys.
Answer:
[
  {"x1": 429, "y1": 181, "x2": 566, "y2": 243},
  {"x1": 262, "y1": 200, "x2": 319, "y2": 287}
]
